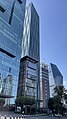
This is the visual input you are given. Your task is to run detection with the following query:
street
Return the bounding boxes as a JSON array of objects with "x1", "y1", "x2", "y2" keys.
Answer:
[
  {"x1": 0, "y1": 112, "x2": 67, "y2": 119},
  {"x1": 0, "y1": 115, "x2": 67, "y2": 119},
  {"x1": 27, "y1": 116, "x2": 67, "y2": 119}
]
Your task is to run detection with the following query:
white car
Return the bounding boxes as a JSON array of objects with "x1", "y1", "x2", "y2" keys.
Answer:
[{"x1": 55, "y1": 113, "x2": 62, "y2": 117}]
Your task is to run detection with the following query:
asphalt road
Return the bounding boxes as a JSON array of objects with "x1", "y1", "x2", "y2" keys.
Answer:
[
  {"x1": 0, "y1": 115, "x2": 67, "y2": 119},
  {"x1": 27, "y1": 116, "x2": 67, "y2": 119},
  {"x1": 0, "y1": 112, "x2": 67, "y2": 119}
]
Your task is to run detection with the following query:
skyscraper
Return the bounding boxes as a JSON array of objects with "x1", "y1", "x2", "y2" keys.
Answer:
[
  {"x1": 40, "y1": 62, "x2": 50, "y2": 108},
  {"x1": 49, "y1": 63, "x2": 63, "y2": 97},
  {"x1": 22, "y1": 2, "x2": 40, "y2": 103},
  {"x1": 0, "y1": 0, "x2": 26, "y2": 104}
]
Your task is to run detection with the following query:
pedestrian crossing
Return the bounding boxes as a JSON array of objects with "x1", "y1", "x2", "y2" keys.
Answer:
[{"x1": 0, "y1": 116, "x2": 25, "y2": 119}]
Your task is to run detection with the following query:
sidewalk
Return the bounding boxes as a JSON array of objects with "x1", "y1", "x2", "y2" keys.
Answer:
[
  {"x1": 0, "y1": 111, "x2": 22, "y2": 117},
  {"x1": 0, "y1": 111, "x2": 47, "y2": 118}
]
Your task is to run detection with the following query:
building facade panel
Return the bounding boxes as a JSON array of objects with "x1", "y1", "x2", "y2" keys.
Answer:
[
  {"x1": 17, "y1": 56, "x2": 37, "y2": 99},
  {"x1": 49, "y1": 63, "x2": 63, "y2": 97},
  {"x1": 21, "y1": 2, "x2": 40, "y2": 103},
  {"x1": 0, "y1": 0, "x2": 26, "y2": 104},
  {"x1": 40, "y1": 63, "x2": 50, "y2": 108}
]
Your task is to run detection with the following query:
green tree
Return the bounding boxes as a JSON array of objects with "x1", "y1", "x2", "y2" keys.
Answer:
[
  {"x1": 15, "y1": 96, "x2": 35, "y2": 106},
  {"x1": 48, "y1": 98, "x2": 55, "y2": 113},
  {"x1": 53, "y1": 86, "x2": 65, "y2": 98},
  {"x1": 15, "y1": 96, "x2": 35, "y2": 113},
  {"x1": 48, "y1": 86, "x2": 66, "y2": 115},
  {"x1": 53, "y1": 86, "x2": 65, "y2": 114},
  {"x1": 0, "y1": 99, "x2": 5, "y2": 107}
]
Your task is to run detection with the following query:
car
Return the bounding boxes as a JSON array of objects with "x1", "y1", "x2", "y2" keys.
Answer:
[{"x1": 54, "y1": 113, "x2": 62, "y2": 117}]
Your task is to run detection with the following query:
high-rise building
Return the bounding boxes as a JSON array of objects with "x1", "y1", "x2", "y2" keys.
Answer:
[
  {"x1": 17, "y1": 56, "x2": 38, "y2": 99},
  {"x1": 40, "y1": 62, "x2": 50, "y2": 108},
  {"x1": 21, "y1": 3, "x2": 40, "y2": 103},
  {"x1": 49, "y1": 63, "x2": 63, "y2": 97},
  {"x1": 0, "y1": 0, "x2": 26, "y2": 104}
]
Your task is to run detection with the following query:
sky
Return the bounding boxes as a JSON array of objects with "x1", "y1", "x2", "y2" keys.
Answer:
[{"x1": 26, "y1": 0, "x2": 67, "y2": 88}]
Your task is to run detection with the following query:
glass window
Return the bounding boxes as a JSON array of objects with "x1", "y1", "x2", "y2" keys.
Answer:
[
  {"x1": 27, "y1": 67, "x2": 36, "y2": 76},
  {"x1": 28, "y1": 61, "x2": 36, "y2": 69},
  {"x1": 27, "y1": 74, "x2": 36, "y2": 80},
  {"x1": 26, "y1": 79, "x2": 36, "y2": 88}
]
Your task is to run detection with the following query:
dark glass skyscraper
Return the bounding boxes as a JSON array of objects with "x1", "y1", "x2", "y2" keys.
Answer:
[
  {"x1": 0, "y1": 0, "x2": 26, "y2": 104},
  {"x1": 49, "y1": 63, "x2": 63, "y2": 97},
  {"x1": 22, "y1": 2, "x2": 40, "y2": 103}
]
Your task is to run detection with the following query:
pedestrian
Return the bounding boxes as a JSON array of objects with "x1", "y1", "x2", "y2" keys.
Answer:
[{"x1": 22, "y1": 110, "x2": 24, "y2": 118}]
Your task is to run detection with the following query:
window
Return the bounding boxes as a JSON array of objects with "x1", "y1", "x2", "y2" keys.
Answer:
[
  {"x1": 9, "y1": 1, "x2": 15, "y2": 25},
  {"x1": 9, "y1": 67, "x2": 11, "y2": 73},
  {"x1": 0, "y1": 6, "x2": 5, "y2": 12},
  {"x1": 17, "y1": 0, "x2": 23, "y2": 4},
  {"x1": 0, "y1": 48, "x2": 15, "y2": 58}
]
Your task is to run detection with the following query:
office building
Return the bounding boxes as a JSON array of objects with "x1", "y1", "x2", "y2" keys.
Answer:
[
  {"x1": 49, "y1": 63, "x2": 63, "y2": 97},
  {"x1": 17, "y1": 56, "x2": 38, "y2": 99},
  {"x1": 40, "y1": 62, "x2": 50, "y2": 108},
  {"x1": 0, "y1": 0, "x2": 26, "y2": 104},
  {"x1": 21, "y1": 3, "x2": 40, "y2": 102}
]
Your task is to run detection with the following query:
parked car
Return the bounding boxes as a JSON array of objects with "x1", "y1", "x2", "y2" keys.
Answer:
[{"x1": 54, "y1": 113, "x2": 62, "y2": 117}]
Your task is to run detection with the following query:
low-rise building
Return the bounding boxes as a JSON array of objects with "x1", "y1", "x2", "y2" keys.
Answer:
[{"x1": 17, "y1": 56, "x2": 38, "y2": 99}]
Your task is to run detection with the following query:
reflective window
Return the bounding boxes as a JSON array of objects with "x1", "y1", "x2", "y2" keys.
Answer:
[
  {"x1": 28, "y1": 61, "x2": 36, "y2": 69},
  {"x1": 0, "y1": 0, "x2": 26, "y2": 104},
  {"x1": 27, "y1": 67, "x2": 36, "y2": 76}
]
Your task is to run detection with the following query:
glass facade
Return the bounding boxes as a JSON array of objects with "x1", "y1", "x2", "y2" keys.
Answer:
[
  {"x1": 21, "y1": 2, "x2": 40, "y2": 102},
  {"x1": 0, "y1": 0, "x2": 26, "y2": 104},
  {"x1": 17, "y1": 56, "x2": 37, "y2": 98},
  {"x1": 49, "y1": 63, "x2": 63, "y2": 97}
]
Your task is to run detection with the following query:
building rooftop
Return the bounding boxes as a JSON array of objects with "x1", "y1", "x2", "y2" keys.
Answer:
[{"x1": 21, "y1": 55, "x2": 38, "y2": 63}]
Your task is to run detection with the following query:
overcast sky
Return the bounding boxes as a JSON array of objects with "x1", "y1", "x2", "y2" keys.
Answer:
[{"x1": 26, "y1": 0, "x2": 67, "y2": 88}]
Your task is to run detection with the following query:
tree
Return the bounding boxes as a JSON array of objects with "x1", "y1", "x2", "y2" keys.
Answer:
[
  {"x1": 15, "y1": 96, "x2": 35, "y2": 106},
  {"x1": 0, "y1": 99, "x2": 5, "y2": 107},
  {"x1": 48, "y1": 98, "x2": 55, "y2": 113},
  {"x1": 53, "y1": 86, "x2": 65, "y2": 114},
  {"x1": 53, "y1": 86, "x2": 65, "y2": 98},
  {"x1": 15, "y1": 96, "x2": 35, "y2": 113},
  {"x1": 48, "y1": 86, "x2": 66, "y2": 115}
]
